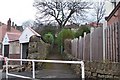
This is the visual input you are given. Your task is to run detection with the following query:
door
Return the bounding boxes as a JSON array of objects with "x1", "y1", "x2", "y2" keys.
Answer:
[
  {"x1": 22, "y1": 43, "x2": 29, "y2": 59},
  {"x1": 4, "y1": 45, "x2": 9, "y2": 57}
]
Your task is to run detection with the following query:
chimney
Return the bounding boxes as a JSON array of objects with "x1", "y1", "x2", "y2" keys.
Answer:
[
  {"x1": 7, "y1": 18, "x2": 11, "y2": 31},
  {"x1": 15, "y1": 24, "x2": 17, "y2": 29},
  {"x1": 12, "y1": 22, "x2": 14, "y2": 28}
]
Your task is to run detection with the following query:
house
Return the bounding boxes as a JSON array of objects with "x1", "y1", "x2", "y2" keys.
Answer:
[
  {"x1": 2, "y1": 32, "x2": 21, "y2": 58},
  {"x1": 87, "y1": 22, "x2": 103, "y2": 28},
  {"x1": 103, "y1": 0, "x2": 119, "y2": 28},
  {"x1": 19, "y1": 27, "x2": 41, "y2": 65},
  {"x1": 105, "y1": 0, "x2": 119, "y2": 17},
  {"x1": 0, "y1": 18, "x2": 41, "y2": 65},
  {"x1": 105, "y1": 2, "x2": 120, "y2": 26},
  {"x1": 64, "y1": 24, "x2": 80, "y2": 32},
  {"x1": 0, "y1": 18, "x2": 21, "y2": 58}
]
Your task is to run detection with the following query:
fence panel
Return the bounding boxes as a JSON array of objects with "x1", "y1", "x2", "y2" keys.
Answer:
[
  {"x1": 116, "y1": 22, "x2": 119, "y2": 62},
  {"x1": 71, "y1": 38, "x2": 78, "y2": 58},
  {"x1": 104, "y1": 22, "x2": 119, "y2": 62},
  {"x1": 98, "y1": 27, "x2": 103, "y2": 61},
  {"x1": 78, "y1": 37, "x2": 83, "y2": 60},
  {"x1": 83, "y1": 34, "x2": 90, "y2": 61},
  {"x1": 69, "y1": 22, "x2": 120, "y2": 62}
]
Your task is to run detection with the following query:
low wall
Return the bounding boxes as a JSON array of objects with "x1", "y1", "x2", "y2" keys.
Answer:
[
  {"x1": 9, "y1": 54, "x2": 20, "y2": 65},
  {"x1": 85, "y1": 61, "x2": 120, "y2": 79},
  {"x1": 63, "y1": 52, "x2": 120, "y2": 79}
]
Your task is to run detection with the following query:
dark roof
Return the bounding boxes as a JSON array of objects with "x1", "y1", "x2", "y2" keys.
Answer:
[
  {"x1": 105, "y1": 2, "x2": 120, "y2": 21},
  {"x1": 64, "y1": 24, "x2": 79, "y2": 29},
  {"x1": 16, "y1": 26, "x2": 23, "y2": 32},
  {"x1": 87, "y1": 22, "x2": 103, "y2": 27}
]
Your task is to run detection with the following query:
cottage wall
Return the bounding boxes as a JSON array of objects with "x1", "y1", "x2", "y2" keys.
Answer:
[
  {"x1": 9, "y1": 41, "x2": 20, "y2": 54},
  {"x1": 9, "y1": 41, "x2": 20, "y2": 64}
]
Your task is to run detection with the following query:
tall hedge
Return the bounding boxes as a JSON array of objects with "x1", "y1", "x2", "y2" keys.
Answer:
[{"x1": 56, "y1": 29, "x2": 74, "y2": 53}]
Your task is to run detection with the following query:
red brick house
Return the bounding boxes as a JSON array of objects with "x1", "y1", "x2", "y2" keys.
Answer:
[
  {"x1": 105, "y1": 2, "x2": 120, "y2": 26},
  {"x1": 87, "y1": 22, "x2": 103, "y2": 28}
]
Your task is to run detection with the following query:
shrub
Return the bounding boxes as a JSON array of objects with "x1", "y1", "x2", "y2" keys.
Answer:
[
  {"x1": 75, "y1": 25, "x2": 90, "y2": 38},
  {"x1": 56, "y1": 29, "x2": 75, "y2": 53},
  {"x1": 43, "y1": 33, "x2": 54, "y2": 44}
]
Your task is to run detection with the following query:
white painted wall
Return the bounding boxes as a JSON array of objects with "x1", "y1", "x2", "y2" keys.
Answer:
[
  {"x1": 2, "y1": 33, "x2": 9, "y2": 57},
  {"x1": 2, "y1": 33, "x2": 9, "y2": 45},
  {"x1": 105, "y1": 1, "x2": 114, "y2": 16},
  {"x1": 19, "y1": 27, "x2": 40, "y2": 43},
  {"x1": 105, "y1": 0, "x2": 119, "y2": 16}
]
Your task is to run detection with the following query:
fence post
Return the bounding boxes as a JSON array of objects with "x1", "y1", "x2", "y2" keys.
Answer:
[
  {"x1": 90, "y1": 28, "x2": 94, "y2": 61},
  {"x1": 71, "y1": 40, "x2": 73, "y2": 56},
  {"x1": 103, "y1": 23, "x2": 106, "y2": 61},
  {"x1": 81, "y1": 61, "x2": 85, "y2": 79},
  {"x1": 83, "y1": 32, "x2": 86, "y2": 60},
  {"x1": 5, "y1": 57, "x2": 8, "y2": 79},
  {"x1": 75, "y1": 38, "x2": 78, "y2": 58},
  {"x1": 32, "y1": 61, "x2": 35, "y2": 79}
]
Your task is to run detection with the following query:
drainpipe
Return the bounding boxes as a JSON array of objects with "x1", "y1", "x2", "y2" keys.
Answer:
[{"x1": 20, "y1": 43, "x2": 22, "y2": 65}]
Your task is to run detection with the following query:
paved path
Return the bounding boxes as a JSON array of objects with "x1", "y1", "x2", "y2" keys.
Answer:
[{"x1": 35, "y1": 53, "x2": 79, "y2": 79}]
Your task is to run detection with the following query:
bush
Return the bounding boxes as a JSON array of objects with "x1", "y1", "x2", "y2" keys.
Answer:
[
  {"x1": 43, "y1": 33, "x2": 54, "y2": 44},
  {"x1": 56, "y1": 29, "x2": 75, "y2": 53},
  {"x1": 75, "y1": 25, "x2": 90, "y2": 38}
]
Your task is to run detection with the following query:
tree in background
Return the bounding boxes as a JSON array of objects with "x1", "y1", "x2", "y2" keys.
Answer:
[
  {"x1": 33, "y1": 0, "x2": 92, "y2": 29},
  {"x1": 75, "y1": 25, "x2": 90, "y2": 38},
  {"x1": 22, "y1": 20, "x2": 35, "y2": 29},
  {"x1": 34, "y1": 23, "x2": 57, "y2": 38},
  {"x1": 93, "y1": 2, "x2": 105, "y2": 27}
]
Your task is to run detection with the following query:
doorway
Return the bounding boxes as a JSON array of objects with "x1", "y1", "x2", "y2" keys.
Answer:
[
  {"x1": 4, "y1": 45, "x2": 9, "y2": 57},
  {"x1": 22, "y1": 43, "x2": 29, "y2": 59}
]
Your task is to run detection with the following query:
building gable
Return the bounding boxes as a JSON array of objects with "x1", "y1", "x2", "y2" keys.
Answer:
[
  {"x1": 19, "y1": 27, "x2": 41, "y2": 43},
  {"x1": 2, "y1": 33, "x2": 9, "y2": 45}
]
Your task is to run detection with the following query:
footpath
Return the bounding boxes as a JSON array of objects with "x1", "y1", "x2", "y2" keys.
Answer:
[{"x1": 35, "y1": 52, "x2": 79, "y2": 79}]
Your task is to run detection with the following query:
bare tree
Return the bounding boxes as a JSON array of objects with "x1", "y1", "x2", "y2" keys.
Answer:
[
  {"x1": 33, "y1": 0, "x2": 92, "y2": 29},
  {"x1": 22, "y1": 20, "x2": 35, "y2": 29},
  {"x1": 93, "y1": 2, "x2": 105, "y2": 27}
]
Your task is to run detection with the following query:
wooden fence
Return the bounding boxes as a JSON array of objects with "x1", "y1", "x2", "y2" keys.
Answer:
[
  {"x1": 105, "y1": 22, "x2": 120, "y2": 62},
  {"x1": 70, "y1": 23, "x2": 120, "y2": 62},
  {"x1": 71, "y1": 27, "x2": 103, "y2": 61}
]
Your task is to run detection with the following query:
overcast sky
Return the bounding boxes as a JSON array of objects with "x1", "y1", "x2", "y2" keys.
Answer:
[
  {"x1": 0, "y1": 0, "x2": 36, "y2": 25},
  {"x1": 0, "y1": 0, "x2": 109, "y2": 26}
]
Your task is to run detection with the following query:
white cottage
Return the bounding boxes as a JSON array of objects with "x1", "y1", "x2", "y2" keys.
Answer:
[
  {"x1": 2, "y1": 32, "x2": 21, "y2": 64},
  {"x1": 19, "y1": 27, "x2": 40, "y2": 65}
]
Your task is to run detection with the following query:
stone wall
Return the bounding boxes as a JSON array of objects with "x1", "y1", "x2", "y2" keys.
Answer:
[
  {"x1": 63, "y1": 52, "x2": 120, "y2": 79},
  {"x1": 85, "y1": 61, "x2": 120, "y2": 79},
  {"x1": 27, "y1": 36, "x2": 50, "y2": 69},
  {"x1": 64, "y1": 39, "x2": 72, "y2": 55}
]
